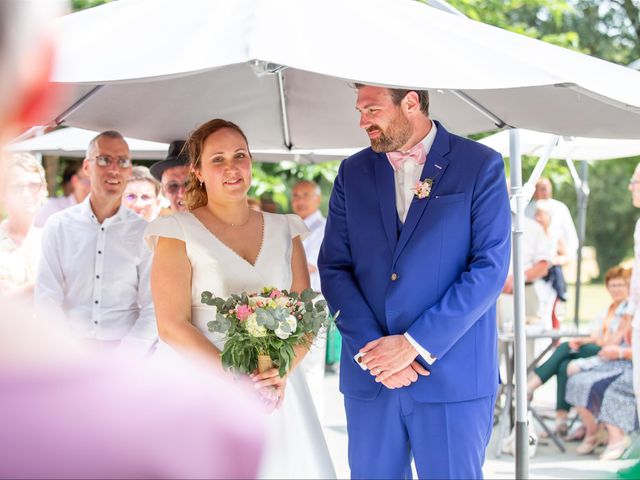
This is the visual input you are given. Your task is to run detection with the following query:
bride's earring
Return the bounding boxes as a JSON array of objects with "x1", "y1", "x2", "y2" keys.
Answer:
[{"x1": 199, "y1": 179, "x2": 204, "y2": 188}]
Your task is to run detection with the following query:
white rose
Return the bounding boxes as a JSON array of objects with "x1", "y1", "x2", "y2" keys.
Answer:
[
  {"x1": 275, "y1": 296, "x2": 289, "y2": 308},
  {"x1": 248, "y1": 296, "x2": 269, "y2": 308},
  {"x1": 275, "y1": 315, "x2": 298, "y2": 340},
  {"x1": 245, "y1": 313, "x2": 267, "y2": 338}
]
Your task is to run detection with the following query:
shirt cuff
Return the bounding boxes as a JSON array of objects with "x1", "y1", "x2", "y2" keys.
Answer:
[{"x1": 404, "y1": 333, "x2": 437, "y2": 365}]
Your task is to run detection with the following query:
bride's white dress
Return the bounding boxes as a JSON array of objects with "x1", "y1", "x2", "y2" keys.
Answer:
[{"x1": 145, "y1": 211, "x2": 336, "y2": 479}]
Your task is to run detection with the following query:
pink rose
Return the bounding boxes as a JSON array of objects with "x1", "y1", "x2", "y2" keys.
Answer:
[
  {"x1": 269, "y1": 289, "x2": 282, "y2": 299},
  {"x1": 236, "y1": 304, "x2": 253, "y2": 321}
]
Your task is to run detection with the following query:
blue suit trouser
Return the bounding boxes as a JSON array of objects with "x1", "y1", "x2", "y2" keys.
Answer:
[{"x1": 344, "y1": 388, "x2": 496, "y2": 479}]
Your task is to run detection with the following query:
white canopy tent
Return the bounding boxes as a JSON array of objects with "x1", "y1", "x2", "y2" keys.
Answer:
[
  {"x1": 44, "y1": 1, "x2": 640, "y2": 477},
  {"x1": 47, "y1": 0, "x2": 640, "y2": 147},
  {"x1": 8, "y1": 127, "x2": 356, "y2": 163},
  {"x1": 480, "y1": 128, "x2": 640, "y2": 327},
  {"x1": 480, "y1": 129, "x2": 640, "y2": 162},
  {"x1": 9, "y1": 127, "x2": 170, "y2": 159}
]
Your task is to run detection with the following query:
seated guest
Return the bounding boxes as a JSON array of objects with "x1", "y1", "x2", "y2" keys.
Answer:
[
  {"x1": 0, "y1": 4, "x2": 263, "y2": 477},
  {"x1": 35, "y1": 131, "x2": 157, "y2": 355},
  {"x1": 34, "y1": 161, "x2": 90, "y2": 227},
  {"x1": 150, "y1": 141, "x2": 188, "y2": 213},
  {"x1": 0, "y1": 153, "x2": 46, "y2": 297},
  {"x1": 122, "y1": 165, "x2": 161, "y2": 221},
  {"x1": 566, "y1": 323, "x2": 636, "y2": 460},
  {"x1": 498, "y1": 215, "x2": 551, "y2": 328},
  {"x1": 528, "y1": 266, "x2": 630, "y2": 436}
]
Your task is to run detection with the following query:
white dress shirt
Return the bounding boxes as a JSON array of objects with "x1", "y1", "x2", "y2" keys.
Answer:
[
  {"x1": 393, "y1": 122, "x2": 438, "y2": 223},
  {"x1": 392, "y1": 122, "x2": 439, "y2": 365},
  {"x1": 302, "y1": 210, "x2": 326, "y2": 292},
  {"x1": 525, "y1": 198, "x2": 578, "y2": 259},
  {"x1": 35, "y1": 196, "x2": 157, "y2": 350}
]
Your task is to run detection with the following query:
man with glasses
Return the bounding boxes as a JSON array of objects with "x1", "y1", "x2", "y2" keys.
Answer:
[
  {"x1": 35, "y1": 130, "x2": 157, "y2": 355},
  {"x1": 150, "y1": 140, "x2": 189, "y2": 213}
]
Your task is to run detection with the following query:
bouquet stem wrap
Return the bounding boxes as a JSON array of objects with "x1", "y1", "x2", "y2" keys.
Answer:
[{"x1": 257, "y1": 354, "x2": 274, "y2": 374}]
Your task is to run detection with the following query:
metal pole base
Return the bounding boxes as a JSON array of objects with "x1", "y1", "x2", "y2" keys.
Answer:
[{"x1": 515, "y1": 421, "x2": 529, "y2": 479}]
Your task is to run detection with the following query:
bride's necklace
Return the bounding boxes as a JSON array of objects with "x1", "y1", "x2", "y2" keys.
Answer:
[{"x1": 210, "y1": 208, "x2": 251, "y2": 227}]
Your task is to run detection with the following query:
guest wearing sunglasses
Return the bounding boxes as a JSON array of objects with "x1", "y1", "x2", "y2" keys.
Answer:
[
  {"x1": 122, "y1": 166, "x2": 161, "y2": 221},
  {"x1": 35, "y1": 131, "x2": 157, "y2": 356},
  {"x1": 150, "y1": 141, "x2": 189, "y2": 213}
]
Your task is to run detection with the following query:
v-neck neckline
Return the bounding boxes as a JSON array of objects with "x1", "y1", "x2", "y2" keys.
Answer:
[{"x1": 187, "y1": 210, "x2": 266, "y2": 268}]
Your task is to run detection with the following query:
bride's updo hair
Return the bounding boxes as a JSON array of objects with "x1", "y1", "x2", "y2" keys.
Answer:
[{"x1": 184, "y1": 118, "x2": 252, "y2": 210}]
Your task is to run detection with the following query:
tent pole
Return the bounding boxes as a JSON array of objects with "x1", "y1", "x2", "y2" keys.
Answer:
[
  {"x1": 574, "y1": 160, "x2": 589, "y2": 327},
  {"x1": 53, "y1": 85, "x2": 104, "y2": 126},
  {"x1": 447, "y1": 90, "x2": 509, "y2": 129},
  {"x1": 510, "y1": 128, "x2": 529, "y2": 478},
  {"x1": 276, "y1": 70, "x2": 292, "y2": 150}
]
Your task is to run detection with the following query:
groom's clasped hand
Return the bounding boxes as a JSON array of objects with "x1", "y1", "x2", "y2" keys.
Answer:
[{"x1": 358, "y1": 334, "x2": 430, "y2": 388}]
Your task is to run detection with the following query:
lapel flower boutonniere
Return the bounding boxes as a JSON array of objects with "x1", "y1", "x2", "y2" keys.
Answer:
[{"x1": 412, "y1": 178, "x2": 433, "y2": 199}]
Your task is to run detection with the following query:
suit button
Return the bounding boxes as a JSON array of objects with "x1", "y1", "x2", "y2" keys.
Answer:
[{"x1": 391, "y1": 273, "x2": 398, "y2": 281}]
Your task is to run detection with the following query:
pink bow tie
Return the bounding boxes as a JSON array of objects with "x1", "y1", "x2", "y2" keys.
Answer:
[{"x1": 386, "y1": 142, "x2": 426, "y2": 171}]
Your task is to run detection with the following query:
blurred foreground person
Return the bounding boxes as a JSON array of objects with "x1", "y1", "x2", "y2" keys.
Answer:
[
  {"x1": 0, "y1": 153, "x2": 46, "y2": 297},
  {"x1": 0, "y1": 2, "x2": 264, "y2": 478},
  {"x1": 122, "y1": 165, "x2": 161, "y2": 221}
]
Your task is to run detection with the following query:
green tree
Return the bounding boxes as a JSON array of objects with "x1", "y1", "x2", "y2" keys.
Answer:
[
  {"x1": 447, "y1": 0, "x2": 640, "y2": 277},
  {"x1": 72, "y1": 0, "x2": 112, "y2": 11}
]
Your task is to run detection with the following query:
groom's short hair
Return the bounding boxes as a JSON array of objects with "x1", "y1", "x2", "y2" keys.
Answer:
[
  {"x1": 388, "y1": 88, "x2": 430, "y2": 117},
  {"x1": 353, "y1": 83, "x2": 430, "y2": 117}
]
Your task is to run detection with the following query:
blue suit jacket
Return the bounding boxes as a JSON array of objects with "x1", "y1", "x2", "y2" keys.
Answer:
[{"x1": 318, "y1": 122, "x2": 511, "y2": 403}]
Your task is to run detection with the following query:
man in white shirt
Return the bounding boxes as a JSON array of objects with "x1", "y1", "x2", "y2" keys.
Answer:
[
  {"x1": 36, "y1": 131, "x2": 157, "y2": 354},
  {"x1": 34, "y1": 162, "x2": 91, "y2": 227},
  {"x1": 499, "y1": 216, "x2": 551, "y2": 329},
  {"x1": 291, "y1": 179, "x2": 328, "y2": 417},
  {"x1": 526, "y1": 177, "x2": 578, "y2": 260},
  {"x1": 292, "y1": 180, "x2": 325, "y2": 291}
]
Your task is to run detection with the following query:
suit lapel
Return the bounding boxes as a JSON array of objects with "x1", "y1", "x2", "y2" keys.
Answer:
[
  {"x1": 373, "y1": 152, "x2": 398, "y2": 254},
  {"x1": 393, "y1": 124, "x2": 451, "y2": 264}
]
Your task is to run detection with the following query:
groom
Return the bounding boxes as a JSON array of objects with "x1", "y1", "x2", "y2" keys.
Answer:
[{"x1": 319, "y1": 84, "x2": 511, "y2": 479}]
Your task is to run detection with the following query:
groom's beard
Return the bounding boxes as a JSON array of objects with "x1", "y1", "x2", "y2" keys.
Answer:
[{"x1": 368, "y1": 115, "x2": 412, "y2": 153}]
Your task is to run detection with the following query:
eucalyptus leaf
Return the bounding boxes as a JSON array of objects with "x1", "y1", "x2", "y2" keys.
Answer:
[
  {"x1": 201, "y1": 291, "x2": 214, "y2": 305},
  {"x1": 300, "y1": 288, "x2": 317, "y2": 303}
]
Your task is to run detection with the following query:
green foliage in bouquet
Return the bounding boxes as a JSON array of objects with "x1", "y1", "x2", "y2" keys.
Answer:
[{"x1": 202, "y1": 287, "x2": 333, "y2": 377}]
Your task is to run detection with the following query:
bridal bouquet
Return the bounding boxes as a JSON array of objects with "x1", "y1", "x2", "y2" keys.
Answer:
[{"x1": 202, "y1": 287, "x2": 332, "y2": 377}]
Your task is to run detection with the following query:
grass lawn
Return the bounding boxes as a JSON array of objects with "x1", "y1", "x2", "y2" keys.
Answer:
[{"x1": 562, "y1": 282, "x2": 610, "y2": 329}]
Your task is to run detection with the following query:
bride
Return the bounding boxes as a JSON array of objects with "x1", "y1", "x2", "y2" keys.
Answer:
[{"x1": 144, "y1": 119, "x2": 336, "y2": 479}]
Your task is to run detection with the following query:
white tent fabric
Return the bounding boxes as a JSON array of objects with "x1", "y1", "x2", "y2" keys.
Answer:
[
  {"x1": 47, "y1": 0, "x2": 640, "y2": 149},
  {"x1": 8, "y1": 127, "x2": 355, "y2": 163},
  {"x1": 8, "y1": 127, "x2": 170, "y2": 159},
  {"x1": 479, "y1": 129, "x2": 640, "y2": 161}
]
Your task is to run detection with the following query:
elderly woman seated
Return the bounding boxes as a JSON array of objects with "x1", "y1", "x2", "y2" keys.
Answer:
[
  {"x1": 0, "y1": 153, "x2": 47, "y2": 297},
  {"x1": 565, "y1": 320, "x2": 636, "y2": 460},
  {"x1": 527, "y1": 266, "x2": 631, "y2": 436}
]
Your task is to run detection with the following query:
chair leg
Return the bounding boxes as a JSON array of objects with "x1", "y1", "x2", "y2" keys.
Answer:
[{"x1": 531, "y1": 406, "x2": 566, "y2": 452}]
